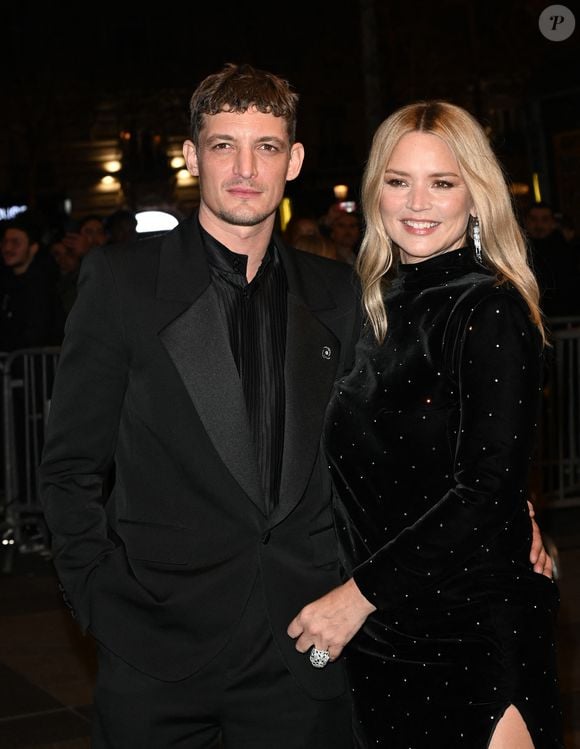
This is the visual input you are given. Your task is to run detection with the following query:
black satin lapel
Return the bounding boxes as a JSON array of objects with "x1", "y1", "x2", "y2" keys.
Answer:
[
  {"x1": 274, "y1": 294, "x2": 340, "y2": 522},
  {"x1": 159, "y1": 286, "x2": 266, "y2": 514}
]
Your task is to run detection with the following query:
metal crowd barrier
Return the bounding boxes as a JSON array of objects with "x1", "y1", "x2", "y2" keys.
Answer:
[
  {"x1": 540, "y1": 317, "x2": 580, "y2": 508},
  {"x1": 0, "y1": 347, "x2": 61, "y2": 569}
]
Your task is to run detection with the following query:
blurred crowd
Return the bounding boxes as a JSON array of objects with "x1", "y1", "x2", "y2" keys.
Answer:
[
  {"x1": 0, "y1": 209, "x2": 138, "y2": 353},
  {"x1": 524, "y1": 202, "x2": 580, "y2": 319},
  {"x1": 283, "y1": 203, "x2": 363, "y2": 265},
  {"x1": 285, "y1": 199, "x2": 580, "y2": 321},
  {"x1": 1, "y1": 198, "x2": 579, "y2": 354}
]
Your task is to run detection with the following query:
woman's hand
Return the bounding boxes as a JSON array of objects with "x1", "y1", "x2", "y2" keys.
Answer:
[{"x1": 287, "y1": 578, "x2": 376, "y2": 662}]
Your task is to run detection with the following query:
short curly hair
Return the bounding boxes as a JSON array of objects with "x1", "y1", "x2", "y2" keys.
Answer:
[{"x1": 188, "y1": 63, "x2": 299, "y2": 145}]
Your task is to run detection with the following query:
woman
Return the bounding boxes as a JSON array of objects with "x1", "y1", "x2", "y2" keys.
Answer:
[{"x1": 288, "y1": 101, "x2": 563, "y2": 747}]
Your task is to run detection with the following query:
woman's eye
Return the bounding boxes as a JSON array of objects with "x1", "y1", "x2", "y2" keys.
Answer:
[
  {"x1": 386, "y1": 178, "x2": 406, "y2": 187},
  {"x1": 434, "y1": 180, "x2": 453, "y2": 188}
]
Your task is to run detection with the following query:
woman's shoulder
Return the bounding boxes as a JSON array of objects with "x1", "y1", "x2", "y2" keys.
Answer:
[
  {"x1": 442, "y1": 279, "x2": 538, "y2": 365},
  {"x1": 453, "y1": 276, "x2": 528, "y2": 320}
]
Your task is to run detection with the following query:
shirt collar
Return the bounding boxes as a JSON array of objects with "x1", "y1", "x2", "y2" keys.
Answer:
[{"x1": 199, "y1": 219, "x2": 275, "y2": 283}]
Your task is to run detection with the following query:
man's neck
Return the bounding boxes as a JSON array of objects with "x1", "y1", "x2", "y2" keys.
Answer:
[{"x1": 198, "y1": 209, "x2": 274, "y2": 283}]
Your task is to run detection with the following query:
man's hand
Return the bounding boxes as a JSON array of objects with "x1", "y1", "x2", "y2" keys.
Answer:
[
  {"x1": 528, "y1": 500, "x2": 553, "y2": 578},
  {"x1": 287, "y1": 579, "x2": 376, "y2": 662}
]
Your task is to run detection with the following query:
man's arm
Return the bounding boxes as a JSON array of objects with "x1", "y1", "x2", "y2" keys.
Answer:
[
  {"x1": 528, "y1": 500, "x2": 553, "y2": 578},
  {"x1": 39, "y1": 247, "x2": 128, "y2": 629}
]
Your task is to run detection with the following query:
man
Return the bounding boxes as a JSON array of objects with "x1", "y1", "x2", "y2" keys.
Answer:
[
  {"x1": 55, "y1": 214, "x2": 108, "y2": 314},
  {"x1": 39, "y1": 64, "x2": 550, "y2": 748},
  {"x1": 62, "y1": 213, "x2": 107, "y2": 258},
  {"x1": 0, "y1": 213, "x2": 63, "y2": 350},
  {"x1": 327, "y1": 209, "x2": 361, "y2": 265},
  {"x1": 104, "y1": 208, "x2": 138, "y2": 245},
  {"x1": 47, "y1": 230, "x2": 82, "y2": 320},
  {"x1": 39, "y1": 63, "x2": 361, "y2": 748},
  {"x1": 524, "y1": 201, "x2": 580, "y2": 317}
]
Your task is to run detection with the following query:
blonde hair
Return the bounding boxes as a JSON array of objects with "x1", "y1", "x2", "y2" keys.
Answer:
[{"x1": 356, "y1": 101, "x2": 545, "y2": 343}]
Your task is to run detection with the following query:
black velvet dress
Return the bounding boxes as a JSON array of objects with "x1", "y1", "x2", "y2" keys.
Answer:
[{"x1": 324, "y1": 248, "x2": 563, "y2": 748}]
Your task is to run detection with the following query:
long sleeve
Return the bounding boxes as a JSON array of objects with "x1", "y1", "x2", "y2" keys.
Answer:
[
  {"x1": 351, "y1": 290, "x2": 544, "y2": 610},
  {"x1": 39, "y1": 247, "x2": 128, "y2": 628}
]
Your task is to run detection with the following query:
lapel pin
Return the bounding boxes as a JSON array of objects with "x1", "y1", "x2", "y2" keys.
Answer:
[{"x1": 321, "y1": 346, "x2": 332, "y2": 360}]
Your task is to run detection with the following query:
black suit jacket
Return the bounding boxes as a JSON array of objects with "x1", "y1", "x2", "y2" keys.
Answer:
[{"x1": 39, "y1": 215, "x2": 361, "y2": 698}]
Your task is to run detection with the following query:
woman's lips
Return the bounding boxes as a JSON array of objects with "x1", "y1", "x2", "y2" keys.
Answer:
[{"x1": 401, "y1": 219, "x2": 439, "y2": 234}]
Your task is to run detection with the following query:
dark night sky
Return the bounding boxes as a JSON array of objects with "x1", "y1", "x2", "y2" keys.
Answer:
[
  {"x1": 5, "y1": 2, "x2": 356, "y2": 93},
  {"x1": 6, "y1": 1, "x2": 579, "y2": 103},
  {"x1": 2, "y1": 1, "x2": 579, "y2": 213}
]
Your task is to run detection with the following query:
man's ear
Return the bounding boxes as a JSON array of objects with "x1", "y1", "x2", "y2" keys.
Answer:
[
  {"x1": 286, "y1": 142, "x2": 305, "y2": 182},
  {"x1": 182, "y1": 140, "x2": 199, "y2": 177}
]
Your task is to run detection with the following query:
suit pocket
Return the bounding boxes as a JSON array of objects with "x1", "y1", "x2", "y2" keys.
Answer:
[
  {"x1": 117, "y1": 518, "x2": 193, "y2": 565},
  {"x1": 310, "y1": 524, "x2": 339, "y2": 568}
]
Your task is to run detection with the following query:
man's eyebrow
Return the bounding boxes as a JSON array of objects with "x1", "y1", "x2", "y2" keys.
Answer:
[
  {"x1": 204, "y1": 133, "x2": 287, "y2": 147},
  {"x1": 256, "y1": 135, "x2": 287, "y2": 146},
  {"x1": 204, "y1": 133, "x2": 235, "y2": 143}
]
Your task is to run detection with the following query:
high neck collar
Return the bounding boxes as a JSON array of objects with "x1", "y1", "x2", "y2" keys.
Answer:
[{"x1": 395, "y1": 247, "x2": 483, "y2": 289}]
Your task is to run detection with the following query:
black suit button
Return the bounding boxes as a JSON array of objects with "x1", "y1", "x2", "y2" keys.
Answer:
[{"x1": 261, "y1": 531, "x2": 271, "y2": 544}]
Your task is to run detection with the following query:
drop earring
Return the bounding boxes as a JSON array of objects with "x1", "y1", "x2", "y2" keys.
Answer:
[{"x1": 473, "y1": 216, "x2": 483, "y2": 262}]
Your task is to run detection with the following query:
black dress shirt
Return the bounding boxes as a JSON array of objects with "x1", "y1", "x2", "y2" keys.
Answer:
[{"x1": 201, "y1": 226, "x2": 287, "y2": 513}]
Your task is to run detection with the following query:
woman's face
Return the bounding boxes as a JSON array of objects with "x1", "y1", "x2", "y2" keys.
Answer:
[{"x1": 379, "y1": 131, "x2": 474, "y2": 264}]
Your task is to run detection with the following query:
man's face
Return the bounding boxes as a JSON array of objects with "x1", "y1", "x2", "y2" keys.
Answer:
[
  {"x1": 50, "y1": 240, "x2": 79, "y2": 274},
  {"x1": 79, "y1": 218, "x2": 106, "y2": 248},
  {"x1": 183, "y1": 107, "x2": 304, "y2": 231},
  {"x1": 330, "y1": 213, "x2": 361, "y2": 251},
  {"x1": 1, "y1": 228, "x2": 38, "y2": 274},
  {"x1": 526, "y1": 207, "x2": 555, "y2": 240}
]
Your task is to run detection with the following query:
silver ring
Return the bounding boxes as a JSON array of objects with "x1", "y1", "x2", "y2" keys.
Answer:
[{"x1": 309, "y1": 647, "x2": 330, "y2": 668}]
